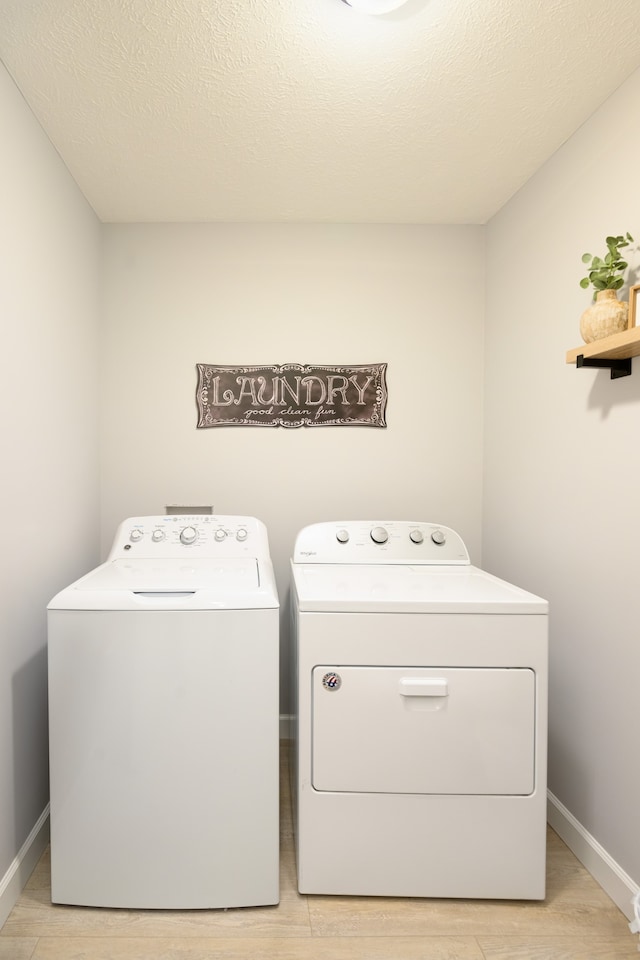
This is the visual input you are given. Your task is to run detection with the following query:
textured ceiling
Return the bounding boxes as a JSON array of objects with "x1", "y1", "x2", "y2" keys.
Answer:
[{"x1": 1, "y1": 0, "x2": 640, "y2": 223}]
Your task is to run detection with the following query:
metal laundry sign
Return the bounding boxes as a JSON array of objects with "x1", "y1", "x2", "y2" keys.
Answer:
[{"x1": 196, "y1": 363, "x2": 387, "y2": 428}]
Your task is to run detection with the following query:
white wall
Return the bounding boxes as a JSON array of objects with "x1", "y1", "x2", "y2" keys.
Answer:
[
  {"x1": 0, "y1": 61, "x2": 101, "y2": 903},
  {"x1": 484, "y1": 68, "x2": 640, "y2": 891},
  {"x1": 101, "y1": 223, "x2": 485, "y2": 709}
]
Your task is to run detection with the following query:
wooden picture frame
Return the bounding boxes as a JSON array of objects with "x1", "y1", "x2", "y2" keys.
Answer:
[
  {"x1": 195, "y1": 363, "x2": 388, "y2": 429},
  {"x1": 628, "y1": 284, "x2": 640, "y2": 328}
]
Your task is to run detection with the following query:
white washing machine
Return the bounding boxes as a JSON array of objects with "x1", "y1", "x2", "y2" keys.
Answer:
[
  {"x1": 47, "y1": 515, "x2": 279, "y2": 909},
  {"x1": 290, "y1": 520, "x2": 548, "y2": 900}
]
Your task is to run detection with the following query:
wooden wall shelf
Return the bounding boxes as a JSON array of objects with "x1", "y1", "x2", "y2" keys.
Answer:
[{"x1": 566, "y1": 326, "x2": 640, "y2": 379}]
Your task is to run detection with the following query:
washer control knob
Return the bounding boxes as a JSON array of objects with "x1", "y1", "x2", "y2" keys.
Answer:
[
  {"x1": 336, "y1": 529, "x2": 350, "y2": 544},
  {"x1": 129, "y1": 529, "x2": 143, "y2": 543},
  {"x1": 180, "y1": 526, "x2": 197, "y2": 544},
  {"x1": 236, "y1": 528, "x2": 248, "y2": 542},
  {"x1": 431, "y1": 529, "x2": 446, "y2": 545},
  {"x1": 370, "y1": 526, "x2": 389, "y2": 544},
  {"x1": 151, "y1": 529, "x2": 165, "y2": 542},
  {"x1": 214, "y1": 528, "x2": 227, "y2": 541},
  {"x1": 409, "y1": 529, "x2": 424, "y2": 544}
]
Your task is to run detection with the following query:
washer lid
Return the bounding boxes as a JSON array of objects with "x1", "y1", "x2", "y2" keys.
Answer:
[
  {"x1": 291, "y1": 563, "x2": 547, "y2": 614},
  {"x1": 48, "y1": 558, "x2": 279, "y2": 611}
]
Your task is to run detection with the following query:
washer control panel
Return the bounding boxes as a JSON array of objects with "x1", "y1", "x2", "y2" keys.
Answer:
[
  {"x1": 293, "y1": 521, "x2": 470, "y2": 565},
  {"x1": 107, "y1": 515, "x2": 270, "y2": 560}
]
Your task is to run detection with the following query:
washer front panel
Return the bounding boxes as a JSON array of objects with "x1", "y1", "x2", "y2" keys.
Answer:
[{"x1": 48, "y1": 607, "x2": 280, "y2": 908}]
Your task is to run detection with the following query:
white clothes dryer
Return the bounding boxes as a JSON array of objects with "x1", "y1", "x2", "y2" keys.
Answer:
[
  {"x1": 48, "y1": 515, "x2": 279, "y2": 909},
  {"x1": 290, "y1": 520, "x2": 548, "y2": 900}
]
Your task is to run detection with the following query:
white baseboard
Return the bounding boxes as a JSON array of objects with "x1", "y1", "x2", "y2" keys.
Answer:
[
  {"x1": 547, "y1": 791, "x2": 638, "y2": 921},
  {"x1": 0, "y1": 805, "x2": 50, "y2": 929}
]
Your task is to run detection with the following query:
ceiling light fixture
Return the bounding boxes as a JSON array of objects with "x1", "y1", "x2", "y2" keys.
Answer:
[{"x1": 341, "y1": 0, "x2": 410, "y2": 13}]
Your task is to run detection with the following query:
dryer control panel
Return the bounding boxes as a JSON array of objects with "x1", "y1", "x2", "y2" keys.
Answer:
[
  {"x1": 293, "y1": 521, "x2": 470, "y2": 565},
  {"x1": 107, "y1": 515, "x2": 271, "y2": 560}
]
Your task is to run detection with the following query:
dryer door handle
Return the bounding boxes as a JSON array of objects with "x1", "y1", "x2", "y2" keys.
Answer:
[{"x1": 398, "y1": 677, "x2": 448, "y2": 697}]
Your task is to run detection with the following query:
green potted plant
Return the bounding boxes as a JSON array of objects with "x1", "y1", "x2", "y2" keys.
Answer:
[{"x1": 578, "y1": 233, "x2": 634, "y2": 343}]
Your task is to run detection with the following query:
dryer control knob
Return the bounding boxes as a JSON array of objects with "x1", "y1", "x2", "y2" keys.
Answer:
[
  {"x1": 409, "y1": 529, "x2": 424, "y2": 544},
  {"x1": 236, "y1": 528, "x2": 248, "y2": 541},
  {"x1": 370, "y1": 526, "x2": 389, "y2": 544},
  {"x1": 431, "y1": 529, "x2": 446, "y2": 545},
  {"x1": 214, "y1": 528, "x2": 227, "y2": 541},
  {"x1": 180, "y1": 526, "x2": 197, "y2": 544},
  {"x1": 336, "y1": 529, "x2": 350, "y2": 544},
  {"x1": 151, "y1": 529, "x2": 165, "y2": 542},
  {"x1": 129, "y1": 529, "x2": 143, "y2": 542}
]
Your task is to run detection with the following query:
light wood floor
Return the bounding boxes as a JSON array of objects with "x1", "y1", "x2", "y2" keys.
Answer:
[{"x1": 1, "y1": 743, "x2": 636, "y2": 959}]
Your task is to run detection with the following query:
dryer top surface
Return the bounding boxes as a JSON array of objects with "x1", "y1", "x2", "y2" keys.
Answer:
[
  {"x1": 291, "y1": 563, "x2": 547, "y2": 615},
  {"x1": 291, "y1": 521, "x2": 546, "y2": 614}
]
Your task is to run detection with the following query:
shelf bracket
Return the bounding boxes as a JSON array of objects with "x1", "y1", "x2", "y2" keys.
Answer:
[{"x1": 575, "y1": 355, "x2": 632, "y2": 379}]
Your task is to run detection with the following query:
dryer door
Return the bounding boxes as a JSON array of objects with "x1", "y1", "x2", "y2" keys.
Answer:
[{"x1": 311, "y1": 666, "x2": 535, "y2": 795}]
